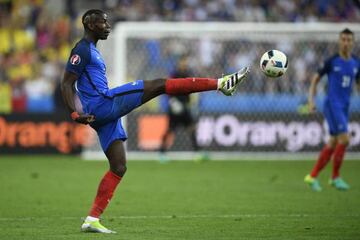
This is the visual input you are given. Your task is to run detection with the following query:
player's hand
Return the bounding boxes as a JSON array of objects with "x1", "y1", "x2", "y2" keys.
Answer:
[
  {"x1": 71, "y1": 112, "x2": 95, "y2": 124},
  {"x1": 76, "y1": 114, "x2": 95, "y2": 124},
  {"x1": 307, "y1": 100, "x2": 316, "y2": 113}
]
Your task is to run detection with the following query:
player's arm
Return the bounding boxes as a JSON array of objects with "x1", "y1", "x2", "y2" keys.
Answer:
[
  {"x1": 307, "y1": 73, "x2": 321, "y2": 113},
  {"x1": 61, "y1": 71, "x2": 95, "y2": 124},
  {"x1": 308, "y1": 58, "x2": 331, "y2": 112}
]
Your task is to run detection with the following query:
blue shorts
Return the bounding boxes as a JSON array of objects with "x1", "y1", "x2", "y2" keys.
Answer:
[
  {"x1": 323, "y1": 102, "x2": 349, "y2": 136},
  {"x1": 86, "y1": 80, "x2": 144, "y2": 151}
]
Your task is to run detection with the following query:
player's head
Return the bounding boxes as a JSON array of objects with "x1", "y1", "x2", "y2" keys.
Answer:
[
  {"x1": 82, "y1": 9, "x2": 111, "y2": 40},
  {"x1": 339, "y1": 28, "x2": 354, "y2": 55}
]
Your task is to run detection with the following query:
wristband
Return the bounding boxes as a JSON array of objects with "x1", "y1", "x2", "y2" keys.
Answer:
[{"x1": 71, "y1": 111, "x2": 80, "y2": 121}]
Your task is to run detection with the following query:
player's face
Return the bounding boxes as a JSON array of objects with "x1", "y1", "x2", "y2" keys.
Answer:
[
  {"x1": 93, "y1": 13, "x2": 111, "y2": 40},
  {"x1": 339, "y1": 33, "x2": 354, "y2": 54}
]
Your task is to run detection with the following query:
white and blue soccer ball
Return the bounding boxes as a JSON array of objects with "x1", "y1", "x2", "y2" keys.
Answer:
[{"x1": 260, "y1": 50, "x2": 288, "y2": 78}]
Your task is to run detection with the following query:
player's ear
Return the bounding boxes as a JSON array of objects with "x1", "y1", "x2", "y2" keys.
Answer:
[
  {"x1": 83, "y1": 15, "x2": 95, "y2": 31},
  {"x1": 88, "y1": 22, "x2": 95, "y2": 31}
]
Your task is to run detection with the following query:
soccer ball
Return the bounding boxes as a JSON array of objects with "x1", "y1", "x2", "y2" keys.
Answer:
[{"x1": 260, "y1": 50, "x2": 288, "y2": 78}]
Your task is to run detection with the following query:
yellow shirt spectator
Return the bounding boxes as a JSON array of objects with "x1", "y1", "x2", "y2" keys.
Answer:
[
  {"x1": 0, "y1": 82, "x2": 12, "y2": 113},
  {"x1": 0, "y1": 28, "x2": 11, "y2": 53}
]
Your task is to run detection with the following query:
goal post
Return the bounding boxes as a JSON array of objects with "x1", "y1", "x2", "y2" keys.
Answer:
[{"x1": 82, "y1": 22, "x2": 360, "y2": 160}]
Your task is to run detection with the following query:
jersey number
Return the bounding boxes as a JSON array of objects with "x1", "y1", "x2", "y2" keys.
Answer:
[{"x1": 342, "y1": 75, "x2": 351, "y2": 88}]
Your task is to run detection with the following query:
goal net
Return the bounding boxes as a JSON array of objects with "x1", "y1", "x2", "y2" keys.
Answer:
[{"x1": 82, "y1": 22, "x2": 360, "y2": 160}]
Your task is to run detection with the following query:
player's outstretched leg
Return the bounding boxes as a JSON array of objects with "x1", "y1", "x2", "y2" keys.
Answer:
[
  {"x1": 141, "y1": 67, "x2": 250, "y2": 104},
  {"x1": 81, "y1": 140, "x2": 127, "y2": 233}
]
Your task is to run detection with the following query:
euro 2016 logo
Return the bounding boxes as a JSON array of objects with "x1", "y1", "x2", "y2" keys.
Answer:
[{"x1": 70, "y1": 54, "x2": 81, "y2": 65}]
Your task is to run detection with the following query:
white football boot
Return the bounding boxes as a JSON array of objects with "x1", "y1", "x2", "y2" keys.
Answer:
[
  {"x1": 218, "y1": 67, "x2": 250, "y2": 96},
  {"x1": 81, "y1": 216, "x2": 116, "y2": 234}
]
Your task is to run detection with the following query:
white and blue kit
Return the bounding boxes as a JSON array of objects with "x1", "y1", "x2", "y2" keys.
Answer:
[
  {"x1": 318, "y1": 54, "x2": 360, "y2": 135},
  {"x1": 66, "y1": 38, "x2": 144, "y2": 151}
]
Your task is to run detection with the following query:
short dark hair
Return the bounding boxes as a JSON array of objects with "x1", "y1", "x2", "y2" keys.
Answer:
[
  {"x1": 82, "y1": 9, "x2": 105, "y2": 29},
  {"x1": 340, "y1": 28, "x2": 354, "y2": 36}
]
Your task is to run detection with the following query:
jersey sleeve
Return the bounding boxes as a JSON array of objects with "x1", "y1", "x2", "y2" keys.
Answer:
[
  {"x1": 65, "y1": 43, "x2": 91, "y2": 76},
  {"x1": 317, "y1": 58, "x2": 332, "y2": 77}
]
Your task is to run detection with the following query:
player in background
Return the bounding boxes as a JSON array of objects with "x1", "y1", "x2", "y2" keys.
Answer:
[
  {"x1": 159, "y1": 55, "x2": 207, "y2": 162},
  {"x1": 61, "y1": 9, "x2": 249, "y2": 233},
  {"x1": 304, "y1": 28, "x2": 360, "y2": 192}
]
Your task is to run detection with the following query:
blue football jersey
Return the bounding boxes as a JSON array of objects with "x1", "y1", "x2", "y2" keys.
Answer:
[
  {"x1": 318, "y1": 54, "x2": 360, "y2": 107},
  {"x1": 65, "y1": 38, "x2": 146, "y2": 151},
  {"x1": 66, "y1": 38, "x2": 108, "y2": 112}
]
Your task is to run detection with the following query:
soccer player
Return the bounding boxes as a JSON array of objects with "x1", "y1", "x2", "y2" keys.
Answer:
[
  {"x1": 304, "y1": 28, "x2": 359, "y2": 192},
  {"x1": 61, "y1": 9, "x2": 249, "y2": 233}
]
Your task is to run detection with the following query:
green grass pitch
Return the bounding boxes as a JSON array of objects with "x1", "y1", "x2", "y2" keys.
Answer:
[{"x1": 0, "y1": 156, "x2": 359, "y2": 240}]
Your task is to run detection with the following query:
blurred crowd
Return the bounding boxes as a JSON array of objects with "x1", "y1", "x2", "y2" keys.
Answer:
[
  {"x1": 0, "y1": 0, "x2": 76, "y2": 113},
  {"x1": 106, "y1": 0, "x2": 360, "y2": 22},
  {"x1": 0, "y1": 0, "x2": 359, "y2": 113}
]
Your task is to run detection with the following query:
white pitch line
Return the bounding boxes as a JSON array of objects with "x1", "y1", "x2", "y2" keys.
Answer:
[{"x1": 0, "y1": 214, "x2": 359, "y2": 222}]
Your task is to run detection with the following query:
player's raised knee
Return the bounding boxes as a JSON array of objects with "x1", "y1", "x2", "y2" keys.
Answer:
[
  {"x1": 343, "y1": 139, "x2": 350, "y2": 146},
  {"x1": 111, "y1": 165, "x2": 127, "y2": 177},
  {"x1": 338, "y1": 135, "x2": 350, "y2": 146}
]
